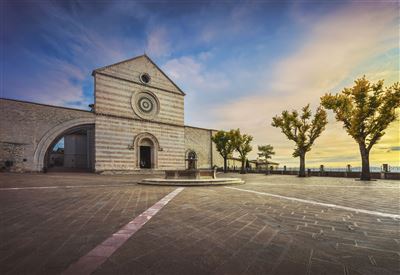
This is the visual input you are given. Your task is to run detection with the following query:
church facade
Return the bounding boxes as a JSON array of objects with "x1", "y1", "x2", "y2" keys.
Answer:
[{"x1": 0, "y1": 55, "x2": 223, "y2": 173}]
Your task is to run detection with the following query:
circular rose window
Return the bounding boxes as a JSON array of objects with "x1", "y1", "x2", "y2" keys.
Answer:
[
  {"x1": 138, "y1": 97, "x2": 154, "y2": 113},
  {"x1": 131, "y1": 91, "x2": 159, "y2": 119}
]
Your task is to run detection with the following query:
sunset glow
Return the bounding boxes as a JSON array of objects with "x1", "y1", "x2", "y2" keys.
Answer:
[{"x1": 2, "y1": 0, "x2": 399, "y2": 167}]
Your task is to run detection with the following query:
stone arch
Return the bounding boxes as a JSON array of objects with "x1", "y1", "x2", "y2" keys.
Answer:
[
  {"x1": 133, "y1": 132, "x2": 161, "y2": 169},
  {"x1": 33, "y1": 117, "x2": 95, "y2": 172}
]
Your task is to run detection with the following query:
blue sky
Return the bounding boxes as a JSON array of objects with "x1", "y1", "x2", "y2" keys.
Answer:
[{"x1": 1, "y1": 0, "x2": 399, "y2": 166}]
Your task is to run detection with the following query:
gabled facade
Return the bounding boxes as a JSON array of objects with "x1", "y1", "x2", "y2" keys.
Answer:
[{"x1": 93, "y1": 55, "x2": 187, "y2": 172}]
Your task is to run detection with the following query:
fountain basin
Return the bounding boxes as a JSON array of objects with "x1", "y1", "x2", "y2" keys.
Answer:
[
  {"x1": 165, "y1": 169, "x2": 216, "y2": 179},
  {"x1": 139, "y1": 169, "x2": 244, "y2": 186}
]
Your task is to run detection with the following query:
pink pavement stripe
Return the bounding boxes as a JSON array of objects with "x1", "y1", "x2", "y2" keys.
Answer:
[{"x1": 62, "y1": 187, "x2": 184, "y2": 275}]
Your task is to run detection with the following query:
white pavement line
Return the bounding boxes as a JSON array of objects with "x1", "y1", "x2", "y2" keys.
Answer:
[
  {"x1": 225, "y1": 187, "x2": 400, "y2": 219},
  {"x1": 253, "y1": 183, "x2": 400, "y2": 189},
  {"x1": 62, "y1": 187, "x2": 184, "y2": 275},
  {"x1": 0, "y1": 184, "x2": 134, "y2": 191}
]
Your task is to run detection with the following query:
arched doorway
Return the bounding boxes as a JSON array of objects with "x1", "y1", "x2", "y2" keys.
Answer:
[
  {"x1": 133, "y1": 132, "x2": 160, "y2": 169},
  {"x1": 138, "y1": 138, "x2": 153, "y2": 169},
  {"x1": 33, "y1": 118, "x2": 95, "y2": 172},
  {"x1": 44, "y1": 124, "x2": 94, "y2": 172}
]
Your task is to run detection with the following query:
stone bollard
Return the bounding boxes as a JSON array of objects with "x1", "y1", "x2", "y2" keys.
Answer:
[
  {"x1": 382, "y1": 164, "x2": 389, "y2": 172},
  {"x1": 381, "y1": 164, "x2": 389, "y2": 179},
  {"x1": 345, "y1": 164, "x2": 351, "y2": 177}
]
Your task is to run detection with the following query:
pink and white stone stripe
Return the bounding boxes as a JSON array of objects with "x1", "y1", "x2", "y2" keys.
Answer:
[{"x1": 62, "y1": 187, "x2": 185, "y2": 275}]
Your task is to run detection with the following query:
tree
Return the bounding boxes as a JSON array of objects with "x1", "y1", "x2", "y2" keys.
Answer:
[
  {"x1": 258, "y1": 145, "x2": 275, "y2": 161},
  {"x1": 258, "y1": 145, "x2": 275, "y2": 174},
  {"x1": 211, "y1": 130, "x2": 235, "y2": 173},
  {"x1": 321, "y1": 77, "x2": 400, "y2": 180},
  {"x1": 272, "y1": 104, "x2": 327, "y2": 177},
  {"x1": 231, "y1": 129, "x2": 253, "y2": 174}
]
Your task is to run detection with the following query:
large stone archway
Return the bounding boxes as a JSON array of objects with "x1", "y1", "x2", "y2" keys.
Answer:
[{"x1": 33, "y1": 118, "x2": 95, "y2": 172}]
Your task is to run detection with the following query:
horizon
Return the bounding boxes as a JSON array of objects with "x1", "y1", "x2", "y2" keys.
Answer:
[{"x1": 2, "y1": 0, "x2": 399, "y2": 167}]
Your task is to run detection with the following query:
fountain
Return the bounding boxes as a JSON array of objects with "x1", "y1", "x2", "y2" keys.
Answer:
[{"x1": 140, "y1": 157, "x2": 244, "y2": 186}]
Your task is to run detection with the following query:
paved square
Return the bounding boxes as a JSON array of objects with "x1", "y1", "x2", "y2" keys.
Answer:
[{"x1": 0, "y1": 173, "x2": 399, "y2": 274}]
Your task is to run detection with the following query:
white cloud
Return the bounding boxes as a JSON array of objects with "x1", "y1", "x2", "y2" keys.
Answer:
[
  {"x1": 205, "y1": 3, "x2": 399, "y2": 166},
  {"x1": 146, "y1": 27, "x2": 171, "y2": 57},
  {"x1": 163, "y1": 55, "x2": 230, "y2": 95}
]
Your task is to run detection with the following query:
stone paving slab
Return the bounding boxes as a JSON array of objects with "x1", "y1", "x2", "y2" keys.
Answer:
[
  {"x1": 234, "y1": 174, "x2": 400, "y2": 214},
  {"x1": 0, "y1": 175, "x2": 174, "y2": 274},
  {"x1": 93, "y1": 184, "x2": 399, "y2": 275},
  {"x1": 0, "y1": 173, "x2": 399, "y2": 274}
]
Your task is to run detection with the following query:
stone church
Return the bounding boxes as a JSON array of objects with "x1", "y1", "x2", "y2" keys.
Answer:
[{"x1": 0, "y1": 55, "x2": 223, "y2": 173}]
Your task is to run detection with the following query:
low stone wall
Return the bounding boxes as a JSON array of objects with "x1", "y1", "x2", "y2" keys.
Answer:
[
  {"x1": 220, "y1": 168, "x2": 399, "y2": 180},
  {"x1": 383, "y1": 172, "x2": 400, "y2": 180},
  {"x1": 269, "y1": 170, "x2": 400, "y2": 180}
]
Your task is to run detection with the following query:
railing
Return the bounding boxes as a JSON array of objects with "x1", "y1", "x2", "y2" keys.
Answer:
[
  {"x1": 225, "y1": 166, "x2": 400, "y2": 172},
  {"x1": 222, "y1": 165, "x2": 400, "y2": 180},
  {"x1": 273, "y1": 166, "x2": 400, "y2": 173}
]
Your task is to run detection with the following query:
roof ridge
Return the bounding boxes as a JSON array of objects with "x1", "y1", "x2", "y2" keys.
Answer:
[
  {"x1": 92, "y1": 54, "x2": 146, "y2": 74},
  {"x1": 92, "y1": 54, "x2": 185, "y2": 96}
]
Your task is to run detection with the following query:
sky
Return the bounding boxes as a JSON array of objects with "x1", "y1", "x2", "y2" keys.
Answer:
[{"x1": 1, "y1": 0, "x2": 399, "y2": 168}]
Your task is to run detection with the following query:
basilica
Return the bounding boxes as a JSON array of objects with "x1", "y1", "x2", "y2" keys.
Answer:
[{"x1": 0, "y1": 55, "x2": 223, "y2": 173}]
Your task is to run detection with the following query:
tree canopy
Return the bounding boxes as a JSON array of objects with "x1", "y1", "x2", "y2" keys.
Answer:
[
  {"x1": 272, "y1": 104, "x2": 328, "y2": 158},
  {"x1": 230, "y1": 129, "x2": 253, "y2": 174},
  {"x1": 321, "y1": 76, "x2": 400, "y2": 180},
  {"x1": 272, "y1": 104, "x2": 327, "y2": 177},
  {"x1": 211, "y1": 130, "x2": 235, "y2": 172},
  {"x1": 258, "y1": 145, "x2": 275, "y2": 161},
  {"x1": 321, "y1": 77, "x2": 400, "y2": 151}
]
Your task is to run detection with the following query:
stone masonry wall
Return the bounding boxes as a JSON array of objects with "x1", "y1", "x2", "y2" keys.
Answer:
[
  {"x1": 184, "y1": 126, "x2": 212, "y2": 169},
  {"x1": 97, "y1": 55, "x2": 183, "y2": 96},
  {"x1": 183, "y1": 127, "x2": 224, "y2": 169},
  {"x1": 94, "y1": 56, "x2": 186, "y2": 172},
  {"x1": 0, "y1": 99, "x2": 94, "y2": 172},
  {"x1": 95, "y1": 115, "x2": 185, "y2": 172},
  {"x1": 95, "y1": 74, "x2": 184, "y2": 125}
]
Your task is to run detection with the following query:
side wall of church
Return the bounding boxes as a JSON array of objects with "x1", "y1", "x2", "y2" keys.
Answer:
[
  {"x1": 183, "y1": 127, "x2": 224, "y2": 169},
  {"x1": 184, "y1": 126, "x2": 212, "y2": 169},
  {"x1": 94, "y1": 71, "x2": 186, "y2": 172},
  {"x1": 0, "y1": 99, "x2": 94, "y2": 172}
]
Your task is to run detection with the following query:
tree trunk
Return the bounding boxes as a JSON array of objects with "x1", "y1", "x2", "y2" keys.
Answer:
[
  {"x1": 240, "y1": 159, "x2": 246, "y2": 174},
  {"x1": 299, "y1": 153, "x2": 306, "y2": 177},
  {"x1": 223, "y1": 157, "x2": 227, "y2": 173},
  {"x1": 359, "y1": 144, "x2": 371, "y2": 181}
]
